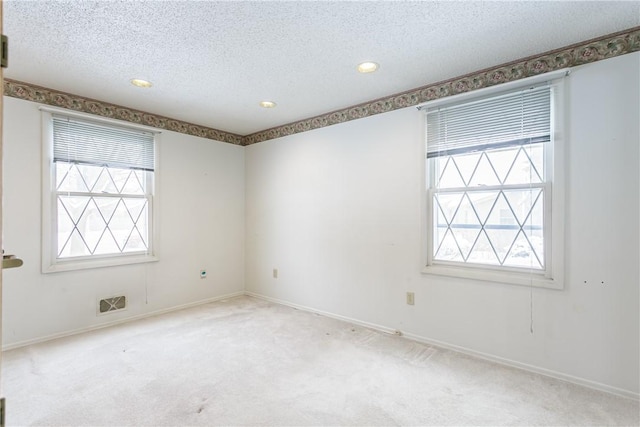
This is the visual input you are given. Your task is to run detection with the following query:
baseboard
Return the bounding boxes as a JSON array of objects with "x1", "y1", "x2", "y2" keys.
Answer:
[
  {"x1": 246, "y1": 291, "x2": 640, "y2": 401},
  {"x1": 400, "y1": 332, "x2": 640, "y2": 401},
  {"x1": 2, "y1": 291, "x2": 245, "y2": 351},
  {"x1": 245, "y1": 291, "x2": 401, "y2": 336}
]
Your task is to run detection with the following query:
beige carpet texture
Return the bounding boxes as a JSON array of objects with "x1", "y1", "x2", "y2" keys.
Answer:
[{"x1": 2, "y1": 296, "x2": 638, "y2": 426}]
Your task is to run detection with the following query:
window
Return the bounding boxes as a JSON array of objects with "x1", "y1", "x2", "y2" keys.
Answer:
[
  {"x1": 42, "y1": 109, "x2": 158, "y2": 272},
  {"x1": 422, "y1": 78, "x2": 565, "y2": 289}
]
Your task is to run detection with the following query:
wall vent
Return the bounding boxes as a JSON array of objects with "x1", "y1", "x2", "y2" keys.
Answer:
[{"x1": 98, "y1": 296, "x2": 126, "y2": 314}]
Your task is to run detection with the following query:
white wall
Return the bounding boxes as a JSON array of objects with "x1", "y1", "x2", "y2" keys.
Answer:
[
  {"x1": 2, "y1": 97, "x2": 245, "y2": 347},
  {"x1": 245, "y1": 52, "x2": 640, "y2": 396}
]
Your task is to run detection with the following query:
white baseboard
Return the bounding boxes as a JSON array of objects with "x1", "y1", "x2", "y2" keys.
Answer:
[
  {"x1": 245, "y1": 291, "x2": 400, "y2": 335},
  {"x1": 246, "y1": 291, "x2": 640, "y2": 401},
  {"x1": 400, "y1": 332, "x2": 640, "y2": 401},
  {"x1": 2, "y1": 291, "x2": 245, "y2": 351}
]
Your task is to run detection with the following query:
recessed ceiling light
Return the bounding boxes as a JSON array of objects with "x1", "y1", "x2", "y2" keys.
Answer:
[
  {"x1": 130, "y1": 78, "x2": 153, "y2": 88},
  {"x1": 357, "y1": 62, "x2": 379, "y2": 73},
  {"x1": 259, "y1": 101, "x2": 277, "y2": 108}
]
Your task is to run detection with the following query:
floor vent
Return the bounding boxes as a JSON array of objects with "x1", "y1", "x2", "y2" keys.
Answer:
[{"x1": 99, "y1": 296, "x2": 126, "y2": 314}]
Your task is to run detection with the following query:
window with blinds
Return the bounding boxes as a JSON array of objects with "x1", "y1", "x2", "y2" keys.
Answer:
[
  {"x1": 53, "y1": 115, "x2": 155, "y2": 171},
  {"x1": 426, "y1": 86, "x2": 551, "y2": 159},
  {"x1": 425, "y1": 84, "x2": 552, "y2": 273},
  {"x1": 50, "y1": 115, "x2": 155, "y2": 261}
]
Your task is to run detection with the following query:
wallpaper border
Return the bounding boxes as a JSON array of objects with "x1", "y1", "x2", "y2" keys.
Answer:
[
  {"x1": 3, "y1": 26, "x2": 639, "y2": 146},
  {"x1": 244, "y1": 26, "x2": 640, "y2": 145},
  {"x1": 3, "y1": 79, "x2": 244, "y2": 146}
]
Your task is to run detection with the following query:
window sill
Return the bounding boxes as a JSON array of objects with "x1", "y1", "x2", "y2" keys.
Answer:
[
  {"x1": 43, "y1": 254, "x2": 158, "y2": 273},
  {"x1": 422, "y1": 264, "x2": 563, "y2": 290}
]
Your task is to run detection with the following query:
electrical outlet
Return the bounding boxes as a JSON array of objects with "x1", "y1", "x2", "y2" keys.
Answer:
[
  {"x1": 200, "y1": 270, "x2": 207, "y2": 279},
  {"x1": 273, "y1": 268, "x2": 278, "y2": 279},
  {"x1": 406, "y1": 292, "x2": 415, "y2": 305}
]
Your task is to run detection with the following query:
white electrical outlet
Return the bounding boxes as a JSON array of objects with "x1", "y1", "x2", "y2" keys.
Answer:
[
  {"x1": 200, "y1": 270, "x2": 207, "y2": 279},
  {"x1": 406, "y1": 292, "x2": 415, "y2": 305},
  {"x1": 273, "y1": 268, "x2": 278, "y2": 279}
]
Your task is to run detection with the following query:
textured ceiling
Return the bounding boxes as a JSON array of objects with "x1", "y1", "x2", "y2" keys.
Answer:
[{"x1": 4, "y1": 1, "x2": 640, "y2": 136}]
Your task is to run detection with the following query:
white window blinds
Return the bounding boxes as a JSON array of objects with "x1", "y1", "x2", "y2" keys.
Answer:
[
  {"x1": 53, "y1": 115, "x2": 155, "y2": 171},
  {"x1": 426, "y1": 85, "x2": 551, "y2": 158}
]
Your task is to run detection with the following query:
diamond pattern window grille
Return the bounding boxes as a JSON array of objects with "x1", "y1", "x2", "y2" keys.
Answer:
[
  {"x1": 425, "y1": 84, "x2": 552, "y2": 273},
  {"x1": 56, "y1": 161, "x2": 151, "y2": 259},
  {"x1": 431, "y1": 145, "x2": 545, "y2": 269}
]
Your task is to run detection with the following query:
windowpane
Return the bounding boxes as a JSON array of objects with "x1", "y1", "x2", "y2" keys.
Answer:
[
  {"x1": 486, "y1": 147, "x2": 518, "y2": 184},
  {"x1": 504, "y1": 231, "x2": 543, "y2": 269},
  {"x1": 121, "y1": 172, "x2": 145, "y2": 195},
  {"x1": 504, "y1": 146, "x2": 543, "y2": 185},
  {"x1": 430, "y1": 142, "x2": 546, "y2": 270},
  {"x1": 467, "y1": 191, "x2": 498, "y2": 225},
  {"x1": 55, "y1": 164, "x2": 152, "y2": 259},
  {"x1": 427, "y1": 85, "x2": 550, "y2": 273},
  {"x1": 423, "y1": 81, "x2": 564, "y2": 286},
  {"x1": 94, "y1": 197, "x2": 119, "y2": 223},
  {"x1": 453, "y1": 153, "x2": 481, "y2": 186},
  {"x1": 110, "y1": 168, "x2": 133, "y2": 193},
  {"x1": 59, "y1": 228, "x2": 90, "y2": 258},
  {"x1": 485, "y1": 205, "x2": 520, "y2": 262},
  {"x1": 56, "y1": 193, "x2": 150, "y2": 259},
  {"x1": 436, "y1": 157, "x2": 465, "y2": 188},
  {"x1": 76, "y1": 164, "x2": 103, "y2": 192},
  {"x1": 57, "y1": 163, "x2": 88, "y2": 192},
  {"x1": 110, "y1": 200, "x2": 135, "y2": 250},
  {"x1": 59, "y1": 195, "x2": 90, "y2": 224},
  {"x1": 467, "y1": 231, "x2": 500, "y2": 265},
  {"x1": 92, "y1": 168, "x2": 119, "y2": 194},
  {"x1": 467, "y1": 153, "x2": 500, "y2": 187},
  {"x1": 93, "y1": 229, "x2": 120, "y2": 255},
  {"x1": 435, "y1": 229, "x2": 464, "y2": 262},
  {"x1": 45, "y1": 113, "x2": 156, "y2": 271}
]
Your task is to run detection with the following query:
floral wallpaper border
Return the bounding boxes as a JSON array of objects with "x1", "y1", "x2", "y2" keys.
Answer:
[
  {"x1": 4, "y1": 26, "x2": 639, "y2": 147},
  {"x1": 3, "y1": 79, "x2": 244, "y2": 145},
  {"x1": 245, "y1": 26, "x2": 640, "y2": 145}
]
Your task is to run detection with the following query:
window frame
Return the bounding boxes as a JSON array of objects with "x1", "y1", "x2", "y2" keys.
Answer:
[
  {"x1": 420, "y1": 73, "x2": 566, "y2": 290},
  {"x1": 41, "y1": 107, "x2": 160, "y2": 273}
]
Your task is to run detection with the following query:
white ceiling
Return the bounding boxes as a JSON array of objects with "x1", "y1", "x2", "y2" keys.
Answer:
[{"x1": 4, "y1": 1, "x2": 639, "y2": 136}]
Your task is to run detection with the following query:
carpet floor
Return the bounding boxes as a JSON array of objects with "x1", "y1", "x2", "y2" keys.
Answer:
[{"x1": 1, "y1": 296, "x2": 638, "y2": 426}]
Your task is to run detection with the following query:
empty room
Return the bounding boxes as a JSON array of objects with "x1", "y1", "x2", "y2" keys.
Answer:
[{"x1": 0, "y1": 1, "x2": 638, "y2": 425}]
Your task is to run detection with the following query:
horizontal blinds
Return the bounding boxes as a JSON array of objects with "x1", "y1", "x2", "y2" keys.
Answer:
[
  {"x1": 53, "y1": 115, "x2": 155, "y2": 171},
  {"x1": 426, "y1": 85, "x2": 551, "y2": 158}
]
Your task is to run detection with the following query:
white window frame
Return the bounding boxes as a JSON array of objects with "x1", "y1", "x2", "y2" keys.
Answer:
[
  {"x1": 420, "y1": 71, "x2": 567, "y2": 289},
  {"x1": 41, "y1": 107, "x2": 160, "y2": 273}
]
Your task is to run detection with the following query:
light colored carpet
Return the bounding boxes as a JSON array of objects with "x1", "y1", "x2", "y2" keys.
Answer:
[{"x1": 2, "y1": 296, "x2": 638, "y2": 426}]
